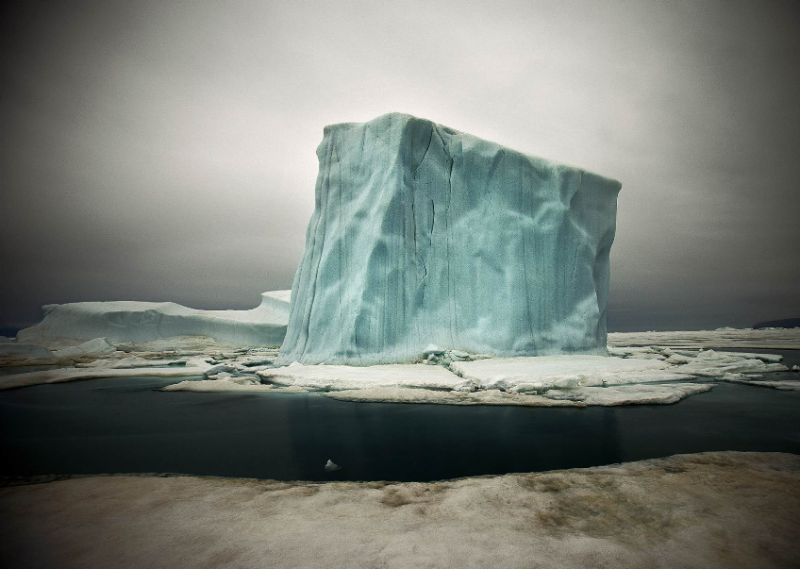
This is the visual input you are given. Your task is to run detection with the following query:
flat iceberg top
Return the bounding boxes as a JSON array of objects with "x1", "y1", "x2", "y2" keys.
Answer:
[{"x1": 324, "y1": 112, "x2": 621, "y2": 190}]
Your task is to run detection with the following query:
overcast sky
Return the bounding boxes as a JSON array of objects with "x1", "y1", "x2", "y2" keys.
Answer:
[{"x1": 1, "y1": 0, "x2": 798, "y2": 332}]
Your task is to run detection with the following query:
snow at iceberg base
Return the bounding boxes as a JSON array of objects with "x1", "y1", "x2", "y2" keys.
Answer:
[
  {"x1": 278, "y1": 113, "x2": 622, "y2": 365},
  {"x1": 17, "y1": 291, "x2": 291, "y2": 348}
]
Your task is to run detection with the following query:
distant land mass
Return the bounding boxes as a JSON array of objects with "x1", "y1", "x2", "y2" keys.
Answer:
[{"x1": 753, "y1": 318, "x2": 800, "y2": 329}]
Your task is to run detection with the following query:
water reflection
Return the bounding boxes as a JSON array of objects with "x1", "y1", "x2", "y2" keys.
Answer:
[{"x1": 0, "y1": 372, "x2": 798, "y2": 482}]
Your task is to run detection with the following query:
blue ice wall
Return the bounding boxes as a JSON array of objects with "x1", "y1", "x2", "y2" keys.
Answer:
[{"x1": 278, "y1": 113, "x2": 621, "y2": 365}]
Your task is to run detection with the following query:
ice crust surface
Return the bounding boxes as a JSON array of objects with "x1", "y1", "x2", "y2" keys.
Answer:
[
  {"x1": 3, "y1": 452, "x2": 799, "y2": 569},
  {"x1": 16, "y1": 291, "x2": 291, "y2": 348},
  {"x1": 257, "y1": 347, "x2": 787, "y2": 407},
  {"x1": 1, "y1": 329, "x2": 797, "y2": 404},
  {"x1": 258, "y1": 363, "x2": 465, "y2": 391},
  {"x1": 278, "y1": 113, "x2": 621, "y2": 365}
]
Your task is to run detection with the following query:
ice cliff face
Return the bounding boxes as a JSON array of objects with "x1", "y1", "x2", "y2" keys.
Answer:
[{"x1": 278, "y1": 113, "x2": 621, "y2": 365}]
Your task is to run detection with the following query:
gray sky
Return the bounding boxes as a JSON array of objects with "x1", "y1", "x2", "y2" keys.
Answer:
[{"x1": 1, "y1": 0, "x2": 798, "y2": 332}]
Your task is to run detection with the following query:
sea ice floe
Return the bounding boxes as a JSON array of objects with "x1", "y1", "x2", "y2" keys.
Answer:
[
  {"x1": 253, "y1": 346, "x2": 792, "y2": 406},
  {"x1": 324, "y1": 383, "x2": 714, "y2": 407},
  {"x1": 257, "y1": 363, "x2": 464, "y2": 391},
  {"x1": 1, "y1": 332, "x2": 796, "y2": 406},
  {"x1": 0, "y1": 364, "x2": 210, "y2": 391},
  {"x1": 161, "y1": 379, "x2": 277, "y2": 393}
]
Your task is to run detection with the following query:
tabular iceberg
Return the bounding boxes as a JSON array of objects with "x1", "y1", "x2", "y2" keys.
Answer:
[
  {"x1": 17, "y1": 291, "x2": 291, "y2": 348},
  {"x1": 278, "y1": 113, "x2": 621, "y2": 365}
]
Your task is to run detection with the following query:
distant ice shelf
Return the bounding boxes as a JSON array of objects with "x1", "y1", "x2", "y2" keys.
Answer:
[
  {"x1": 608, "y1": 328, "x2": 800, "y2": 350},
  {"x1": 15, "y1": 291, "x2": 291, "y2": 348}
]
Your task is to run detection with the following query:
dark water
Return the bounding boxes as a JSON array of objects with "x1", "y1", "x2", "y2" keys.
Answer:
[{"x1": 1, "y1": 358, "x2": 799, "y2": 482}]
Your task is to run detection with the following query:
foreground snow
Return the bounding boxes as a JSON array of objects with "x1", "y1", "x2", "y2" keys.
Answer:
[{"x1": 2, "y1": 452, "x2": 797, "y2": 569}]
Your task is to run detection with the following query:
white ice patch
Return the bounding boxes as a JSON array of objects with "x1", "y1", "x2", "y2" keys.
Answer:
[
  {"x1": 257, "y1": 363, "x2": 464, "y2": 391},
  {"x1": 450, "y1": 355, "x2": 671, "y2": 392},
  {"x1": 255, "y1": 345, "x2": 793, "y2": 406}
]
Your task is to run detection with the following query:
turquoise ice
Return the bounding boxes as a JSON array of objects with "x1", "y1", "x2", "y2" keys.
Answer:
[{"x1": 278, "y1": 113, "x2": 621, "y2": 365}]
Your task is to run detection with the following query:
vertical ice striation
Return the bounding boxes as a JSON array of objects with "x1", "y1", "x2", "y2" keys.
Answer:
[{"x1": 278, "y1": 113, "x2": 621, "y2": 365}]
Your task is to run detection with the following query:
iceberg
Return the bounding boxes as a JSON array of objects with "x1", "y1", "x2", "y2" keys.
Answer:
[
  {"x1": 278, "y1": 113, "x2": 621, "y2": 365},
  {"x1": 17, "y1": 291, "x2": 291, "y2": 348}
]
